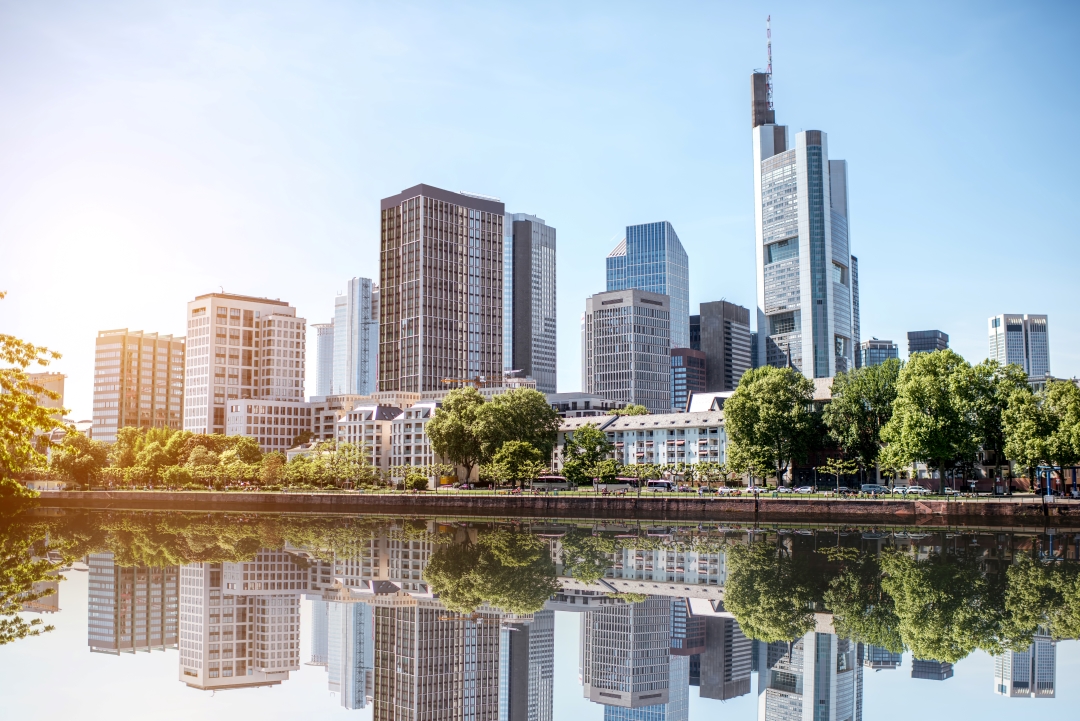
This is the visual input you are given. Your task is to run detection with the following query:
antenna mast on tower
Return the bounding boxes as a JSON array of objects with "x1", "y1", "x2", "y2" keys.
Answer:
[{"x1": 766, "y1": 15, "x2": 774, "y2": 111}]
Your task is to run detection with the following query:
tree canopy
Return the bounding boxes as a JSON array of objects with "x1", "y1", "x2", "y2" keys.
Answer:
[
  {"x1": 822, "y1": 358, "x2": 901, "y2": 471},
  {"x1": 609, "y1": 404, "x2": 649, "y2": 416},
  {"x1": 561, "y1": 423, "x2": 614, "y2": 485},
  {"x1": 723, "y1": 541, "x2": 817, "y2": 642}
]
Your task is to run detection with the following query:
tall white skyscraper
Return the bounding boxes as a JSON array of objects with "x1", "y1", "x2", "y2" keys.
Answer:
[
  {"x1": 752, "y1": 69, "x2": 859, "y2": 378},
  {"x1": 755, "y1": 633, "x2": 862, "y2": 721},
  {"x1": 333, "y1": 278, "x2": 379, "y2": 396},
  {"x1": 994, "y1": 634, "x2": 1056, "y2": 698},
  {"x1": 504, "y1": 213, "x2": 557, "y2": 393},
  {"x1": 313, "y1": 322, "x2": 335, "y2": 397},
  {"x1": 183, "y1": 292, "x2": 307, "y2": 436},
  {"x1": 327, "y1": 600, "x2": 374, "y2": 709},
  {"x1": 988, "y1": 314, "x2": 1050, "y2": 378},
  {"x1": 581, "y1": 597, "x2": 672, "y2": 709}
]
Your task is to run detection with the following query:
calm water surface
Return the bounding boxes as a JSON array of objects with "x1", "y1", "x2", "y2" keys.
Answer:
[{"x1": 1, "y1": 510, "x2": 1077, "y2": 721}]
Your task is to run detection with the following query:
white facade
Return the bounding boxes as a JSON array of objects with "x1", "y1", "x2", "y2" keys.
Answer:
[
  {"x1": 327, "y1": 600, "x2": 375, "y2": 709},
  {"x1": 581, "y1": 597, "x2": 671, "y2": 708},
  {"x1": 756, "y1": 633, "x2": 861, "y2": 721},
  {"x1": 754, "y1": 114, "x2": 858, "y2": 379},
  {"x1": 333, "y1": 278, "x2": 379, "y2": 396},
  {"x1": 313, "y1": 322, "x2": 334, "y2": 397},
  {"x1": 184, "y1": 293, "x2": 306, "y2": 435},
  {"x1": 226, "y1": 400, "x2": 313, "y2": 453},
  {"x1": 994, "y1": 634, "x2": 1056, "y2": 698},
  {"x1": 988, "y1": 314, "x2": 1050, "y2": 378},
  {"x1": 389, "y1": 400, "x2": 440, "y2": 471},
  {"x1": 552, "y1": 412, "x2": 725, "y2": 471},
  {"x1": 335, "y1": 404, "x2": 401, "y2": 470}
]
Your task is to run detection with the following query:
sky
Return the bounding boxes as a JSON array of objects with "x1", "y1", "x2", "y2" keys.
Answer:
[{"x1": 1, "y1": 0, "x2": 1078, "y2": 420}]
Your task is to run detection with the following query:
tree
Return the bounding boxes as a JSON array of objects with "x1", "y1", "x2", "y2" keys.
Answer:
[
  {"x1": 161, "y1": 465, "x2": 194, "y2": 489},
  {"x1": 724, "y1": 366, "x2": 815, "y2": 486},
  {"x1": 423, "y1": 528, "x2": 560, "y2": 614},
  {"x1": 819, "y1": 548, "x2": 902, "y2": 652},
  {"x1": 609, "y1": 404, "x2": 649, "y2": 416},
  {"x1": 49, "y1": 431, "x2": 108, "y2": 486},
  {"x1": 135, "y1": 441, "x2": 170, "y2": 481},
  {"x1": 290, "y1": 430, "x2": 313, "y2": 448},
  {"x1": 880, "y1": 350, "x2": 979, "y2": 492},
  {"x1": 816, "y1": 458, "x2": 859, "y2": 488},
  {"x1": 822, "y1": 359, "x2": 901, "y2": 475},
  {"x1": 1041, "y1": 380, "x2": 1080, "y2": 486},
  {"x1": 0, "y1": 292, "x2": 65, "y2": 478},
  {"x1": 260, "y1": 452, "x2": 286, "y2": 486},
  {"x1": 477, "y1": 388, "x2": 561, "y2": 461},
  {"x1": 968, "y1": 360, "x2": 1031, "y2": 482},
  {"x1": 561, "y1": 423, "x2": 613, "y2": 486},
  {"x1": 490, "y1": 441, "x2": 544, "y2": 488},
  {"x1": 723, "y1": 541, "x2": 817, "y2": 642},
  {"x1": 426, "y1": 388, "x2": 487, "y2": 481}
]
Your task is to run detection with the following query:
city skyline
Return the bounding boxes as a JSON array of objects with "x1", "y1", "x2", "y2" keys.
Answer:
[{"x1": 2, "y1": 3, "x2": 1078, "y2": 421}]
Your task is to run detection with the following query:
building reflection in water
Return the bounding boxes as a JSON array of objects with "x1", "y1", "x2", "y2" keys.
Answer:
[{"x1": 755, "y1": 634, "x2": 862, "y2": 721}]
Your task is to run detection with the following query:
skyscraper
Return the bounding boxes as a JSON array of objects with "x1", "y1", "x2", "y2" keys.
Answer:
[
  {"x1": 858, "y1": 338, "x2": 899, "y2": 367},
  {"x1": 87, "y1": 553, "x2": 178, "y2": 654},
  {"x1": 907, "y1": 329, "x2": 949, "y2": 355},
  {"x1": 988, "y1": 314, "x2": 1050, "y2": 378},
  {"x1": 752, "y1": 70, "x2": 858, "y2": 378},
  {"x1": 93, "y1": 329, "x2": 185, "y2": 443},
  {"x1": 332, "y1": 278, "x2": 379, "y2": 396},
  {"x1": 312, "y1": 322, "x2": 335, "y2": 397},
  {"x1": 504, "y1": 214, "x2": 557, "y2": 393},
  {"x1": 379, "y1": 184, "x2": 504, "y2": 392},
  {"x1": 862, "y1": 644, "x2": 902, "y2": 671},
  {"x1": 606, "y1": 222, "x2": 689, "y2": 350},
  {"x1": 697, "y1": 301, "x2": 752, "y2": 391},
  {"x1": 500, "y1": 610, "x2": 555, "y2": 721},
  {"x1": 583, "y1": 289, "x2": 672, "y2": 413},
  {"x1": 994, "y1": 634, "x2": 1055, "y2": 698},
  {"x1": 756, "y1": 633, "x2": 862, "y2": 721},
  {"x1": 911, "y1": 659, "x2": 954, "y2": 681},
  {"x1": 669, "y1": 349, "x2": 706, "y2": 411},
  {"x1": 698, "y1": 617, "x2": 751, "y2": 701},
  {"x1": 184, "y1": 293, "x2": 307, "y2": 435},
  {"x1": 327, "y1": 600, "x2": 375, "y2": 709},
  {"x1": 581, "y1": 597, "x2": 671, "y2": 708}
]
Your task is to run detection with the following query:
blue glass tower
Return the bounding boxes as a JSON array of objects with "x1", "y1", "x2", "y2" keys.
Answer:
[{"x1": 606, "y1": 221, "x2": 690, "y2": 349}]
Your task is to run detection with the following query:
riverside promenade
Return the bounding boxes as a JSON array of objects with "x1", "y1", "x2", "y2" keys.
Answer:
[{"x1": 34, "y1": 490, "x2": 1080, "y2": 526}]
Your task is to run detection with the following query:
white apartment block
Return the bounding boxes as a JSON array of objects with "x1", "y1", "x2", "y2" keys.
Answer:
[
  {"x1": 335, "y1": 404, "x2": 401, "y2": 471},
  {"x1": 551, "y1": 412, "x2": 725, "y2": 471},
  {"x1": 226, "y1": 401, "x2": 314, "y2": 453},
  {"x1": 92, "y1": 329, "x2": 185, "y2": 443},
  {"x1": 989, "y1": 314, "x2": 1050, "y2": 379},
  {"x1": 179, "y1": 550, "x2": 307, "y2": 691},
  {"x1": 389, "y1": 400, "x2": 441, "y2": 471}
]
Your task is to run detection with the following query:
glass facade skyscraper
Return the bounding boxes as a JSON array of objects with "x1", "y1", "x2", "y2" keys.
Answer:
[
  {"x1": 332, "y1": 278, "x2": 379, "y2": 396},
  {"x1": 504, "y1": 213, "x2": 557, "y2": 393},
  {"x1": 606, "y1": 222, "x2": 689, "y2": 350},
  {"x1": 752, "y1": 73, "x2": 859, "y2": 379},
  {"x1": 988, "y1": 314, "x2": 1050, "y2": 379}
]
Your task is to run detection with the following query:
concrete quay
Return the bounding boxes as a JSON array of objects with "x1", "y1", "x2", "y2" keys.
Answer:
[{"x1": 33, "y1": 491, "x2": 1080, "y2": 526}]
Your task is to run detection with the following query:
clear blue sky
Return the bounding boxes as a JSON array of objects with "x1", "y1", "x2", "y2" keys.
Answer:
[{"x1": 1, "y1": 0, "x2": 1078, "y2": 419}]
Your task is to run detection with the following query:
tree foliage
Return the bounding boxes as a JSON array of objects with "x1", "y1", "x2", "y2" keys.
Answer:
[
  {"x1": 477, "y1": 389, "x2": 561, "y2": 461},
  {"x1": 489, "y1": 441, "x2": 544, "y2": 488},
  {"x1": 723, "y1": 542, "x2": 817, "y2": 642},
  {"x1": 609, "y1": 404, "x2": 649, "y2": 416},
  {"x1": 968, "y1": 360, "x2": 1031, "y2": 477},
  {"x1": 819, "y1": 547, "x2": 902, "y2": 652},
  {"x1": 822, "y1": 358, "x2": 901, "y2": 470},
  {"x1": 49, "y1": 431, "x2": 109, "y2": 486},
  {"x1": 426, "y1": 388, "x2": 487, "y2": 481},
  {"x1": 561, "y1": 423, "x2": 614, "y2": 486},
  {"x1": 723, "y1": 366, "x2": 815, "y2": 485}
]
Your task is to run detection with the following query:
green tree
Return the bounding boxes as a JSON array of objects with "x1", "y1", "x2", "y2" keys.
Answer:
[
  {"x1": 50, "y1": 431, "x2": 109, "y2": 486},
  {"x1": 819, "y1": 548, "x2": 902, "y2": 652},
  {"x1": 558, "y1": 531, "x2": 617, "y2": 584},
  {"x1": 822, "y1": 359, "x2": 901, "y2": 475},
  {"x1": 477, "y1": 388, "x2": 561, "y2": 461},
  {"x1": 880, "y1": 350, "x2": 979, "y2": 492},
  {"x1": 260, "y1": 452, "x2": 286, "y2": 486},
  {"x1": 0, "y1": 527, "x2": 58, "y2": 645},
  {"x1": 426, "y1": 388, "x2": 487, "y2": 481},
  {"x1": 609, "y1": 404, "x2": 649, "y2": 416},
  {"x1": 135, "y1": 441, "x2": 170, "y2": 482},
  {"x1": 879, "y1": 550, "x2": 1000, "y2": 663},
  {"x1": 1041, "y1": 380, "x2": 1080, "y2": 481},
  {"x1": 0, "y1": 292, "x2": 66, "y2": 478},
  {"x1": 490, "y1": 441, "x2": 544, "y2": 488},
  {"x1": 1003, "y1": 389, "x2": 1047, "y2": 487},
  {"x1": 968, "y1": 360, "x2": 1031, "y2": 481},
  {"x1": 161, "y1": 465, "x2": 195, "y2": 489},
  {"x1": 561, "y1": 423, "x2": 613, "y2": 486},
  {"x1": 723, "y1": 542, "x2": 817, "y2": 642},
  {"x1": 423, "y1": 528, "x2": 560, "y2": 614},
  {"x1": 724, "y1": 366, "x2": 815, "y2": 486}
]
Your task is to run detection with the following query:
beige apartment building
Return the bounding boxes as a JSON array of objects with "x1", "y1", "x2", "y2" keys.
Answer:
[
  {"x1": 184, "y1": 292, "x2": 307, "y2": 438},
  {"x1": 379, "y1": 184, "x2": 504, "y2": 393},
  {"x1": 92, "y1": 330, "x2": 185, "y2": 443}
]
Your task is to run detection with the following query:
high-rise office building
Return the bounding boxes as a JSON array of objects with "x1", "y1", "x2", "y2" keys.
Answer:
[
  {"x1": 184, "y1": 293, "x2": 307, "y2": 435},
  {"x1": 858, "y1": 338, "x2": 899, "y2": 368},
  {"x1": 756, "y1": 633, "x2": 862, "y2": 721},
  {"x1": 689, "y1": 316, "x2": 701, "y2": 351},
  {"x1": 752, "y1": 70, "x2": 859, "y2": 378},
  {"x1": 333, "y1": 278, "x2": 379, "y2": 396},
  {"x1": 327, "y1": 600, "x2": 375, "y2": 709},
  {"x1": 93, "y1": 329, "x2": 185, "y2": 443},
  {"x1": 583, "y1": 290, "x2": 672, "y2": 413},
  {"x1": 602, "y1": 655, "x2": 689, "y2": 721},
  {"x1": 988, "y1": 314, "x2": 1050, "y2": 378},
  {"x1": 582, "y1": 597, "x2": 671, "y2": 708},
  {"x1": 178, "y1": 551, "x2": 307, "y2": 690},
  {"x1": 504, "y1": 214, "x2": 557, "y2": 394},
  {"x1": 907, "y1": 330, "x2": 949, "y2": 355},
  {"x1": 851, "y1": 255, "x2": 860, "y2": 366},
  {"x1": 313, "y1": 322, "x2": 335, "y2": 397},
  {"x1": 670, "y1": 349, "x2": 706, "y2": 411},
  {"x1": 698, "y1": 617, "x2": 751, "y2": 701},
  {"x1": 309, "y1": 598, "x2": 329, "y2": 665},
  {"x1": 911, "y1": 659, "x2": 953, "y2": 681},
  {"x1": 669, "y1": 598, "x2": 705, "y2": 656},
  {"x1": 697, "y1": 301, "x2": 752, "y2": 391},
  {"x1": 862, "y1": 644, "x2": 902, "y2": 671},
  {"x1": 500, "y1": 610, "x2": 555, "y2": 721},
  {"x1": 86, "y1": 552, "x2": 178, "y2": 654},
  {"x1": 994, "y1": 635, "x2": 1055, "y2": 698},
  {"x1": 606, "y1": 222, "x2": 689, "y2": 350},
  {"x1": 379, "y1": 184, "x2": 504, "y2": 392}
]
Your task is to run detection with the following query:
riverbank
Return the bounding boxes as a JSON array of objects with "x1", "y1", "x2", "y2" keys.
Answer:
[{"x1": 33, "y1": 490, "x2": 1080, "y2": 526}]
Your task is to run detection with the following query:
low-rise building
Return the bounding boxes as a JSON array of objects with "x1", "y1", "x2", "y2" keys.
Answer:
[
  {"x1": 546, "y1": 392, "x2": 626, "y2": 418},
  {"x1": 389, "y1": 400, "x2": 441, "y2": 472},
  {"x1": 226, "y1": 401, "x2": 314, "y2": 453},
  {"x1": 606, "y1": 411, "x2": 725, "y2": 467},
  {"x1": 335, "y1": 404, "x2": 401, "y2": 471}
]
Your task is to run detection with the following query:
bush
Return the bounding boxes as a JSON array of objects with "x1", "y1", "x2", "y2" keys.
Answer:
[{"x1": 407, "y1": 475, "x2": 429, "y2": 491}]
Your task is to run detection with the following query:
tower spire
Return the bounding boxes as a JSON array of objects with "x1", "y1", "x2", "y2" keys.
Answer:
[{"x1": 766, "y1": 15, "x2": 773, "y2": 111}]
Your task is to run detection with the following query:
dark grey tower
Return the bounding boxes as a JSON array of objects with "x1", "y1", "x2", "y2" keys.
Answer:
[
  {"x1": 698, "y1": 301, "x2": 752, "y2": 391},
  {"x1": 509, "y1": 215, "x2": 557, "y2": 394}
]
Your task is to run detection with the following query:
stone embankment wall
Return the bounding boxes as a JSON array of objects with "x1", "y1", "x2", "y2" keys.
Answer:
[{"x1": 34, "y1": 491, "x2": 1080, "y2": 526}]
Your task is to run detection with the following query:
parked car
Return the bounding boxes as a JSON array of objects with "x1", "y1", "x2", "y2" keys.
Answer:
[
  {"x1": 861, "y1": 483, "x2": 891, "y2": 495},
  {"x1": 775, "y1": 486, "x2": 793, "y2": 493},
  {"x1": 716, "y1": 486, "x2": 739, "y2": 495},
  {"x1": 903, "y1": 485, "x2": 932, "y2": 495},
  {"x1": 834, "y1": 486, "x2": 855, "y2": 495},
  {"x1": 793, "y1": 486, "x2": 816, "y2": 494}
]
